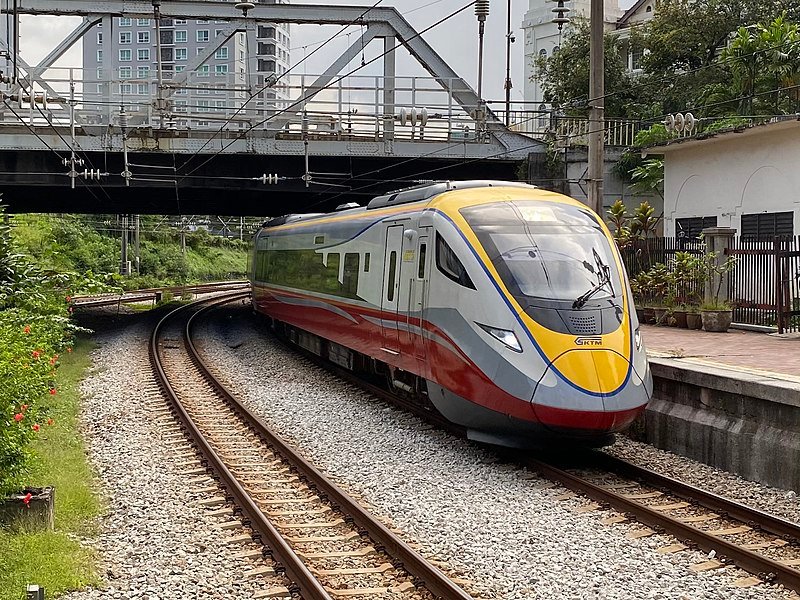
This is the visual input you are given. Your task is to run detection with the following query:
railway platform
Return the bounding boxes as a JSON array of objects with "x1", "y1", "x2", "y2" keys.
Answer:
[{"x1": 642, "y1": 324, "x2": 800, "y2": 384}]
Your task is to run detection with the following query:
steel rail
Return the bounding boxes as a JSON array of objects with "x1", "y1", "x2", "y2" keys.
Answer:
[
  {"x1": 592, "y1": 452, "x2": 800, "y2": 542},
  {"x1": 150, "y1": 294, "x2": 334, "y2": 600},
  {"x1": 525, "y1": 457, "x2": 800, "y2": 593},
  {"x1": 187, "y1": 299, "x2": 474, "y2": 600}
]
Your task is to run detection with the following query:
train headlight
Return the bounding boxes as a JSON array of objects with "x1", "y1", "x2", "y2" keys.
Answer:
[
  {"x1": 476, "y1": 323, "x2": 523, "y2": 353},
  {"x1": 634, "y1": 327, "x2": 642, "y2": 351}
]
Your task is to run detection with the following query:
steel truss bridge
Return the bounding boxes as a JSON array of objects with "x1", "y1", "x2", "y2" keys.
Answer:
[{"x1": 0, "y1": 0, "x2": 543, "y2": 215}]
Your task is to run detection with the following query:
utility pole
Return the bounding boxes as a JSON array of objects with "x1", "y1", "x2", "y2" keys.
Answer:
[
  {"x1": 504, "y1": 0, "x2": 514, "y2": 126},
  {"x1": 475, "y1": 0, "x2": 490, "y2": 102},
  {"x1": 134, "y1": 215, "x2": 140, "y2": 275},
  {"x1": 587, "y1": 0, "x2": 605, "y2": 215},
  {"x1": 120, "y1": 215, "x2": 129, "y2": 275}
]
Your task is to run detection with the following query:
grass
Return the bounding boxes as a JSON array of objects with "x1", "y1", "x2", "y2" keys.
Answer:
[{"x1": 0, "y1": 336, "x2": 102, "y2": 600}]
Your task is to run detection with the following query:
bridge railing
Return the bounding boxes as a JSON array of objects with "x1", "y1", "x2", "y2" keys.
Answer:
[{"x1": 1, "y1": 67, "x2": 496, "y2": 144}]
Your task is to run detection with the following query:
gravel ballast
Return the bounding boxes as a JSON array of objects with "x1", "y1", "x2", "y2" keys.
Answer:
[
  {"x1": 199, "y1": 307, "x2": 798, "y2": 600},
  {"x1": 63, "y1": 312, "x2": 275, "y2": 600}
]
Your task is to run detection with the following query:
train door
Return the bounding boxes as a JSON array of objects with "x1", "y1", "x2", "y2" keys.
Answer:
[
  {"x1": 380, "y1": 225, "x2": 404, "y2": 354},
  {"x1": 408, "y1": 229, "x2": 431, "y2": 360}
]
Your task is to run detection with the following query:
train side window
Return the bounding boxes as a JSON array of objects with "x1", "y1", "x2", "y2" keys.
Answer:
[
  {"x1": 387, "y1": 251, "x2": 397, "y2": 301},
  {"x1": 417, "y1": 243, "x2": 427, "y2": 279},
  {"x1": 324, "y1": 253, "x2": 340, "y2": 294},
  {"x1": 435, "y1": 233, "x2": 475, "y2": 289},
  {"x1": 364, "y1": 253, "x2": 370, "y2": 272},
  {"x1": 314, "y1": 235, "x2": 325, "y2": 245},
  {"x1": 343, "y1": 253, "x2": 360, "y2": 297}
]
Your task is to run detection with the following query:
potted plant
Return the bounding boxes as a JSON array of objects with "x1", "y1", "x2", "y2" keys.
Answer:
[
  {"x1": 670, "y1": 252, "x2": 697, "y2": 328},
  {"x1": 699, "y1": 251, "x2": 737, "y2": 333},
  {"x1": 647, "y1": 263, "x2": 673, "y2": 325},
  {"x1": 686, "y1": 306, "x2": 703, "y2": 330}
]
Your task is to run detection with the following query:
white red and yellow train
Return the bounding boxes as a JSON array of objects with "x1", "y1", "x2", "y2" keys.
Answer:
[{"x1": 250, "y1": 181, "x2": 652, "y2": 447}]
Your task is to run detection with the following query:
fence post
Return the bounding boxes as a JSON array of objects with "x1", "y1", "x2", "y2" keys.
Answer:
[{"x1": 701, "y1": 227, "x2": 736, "y2": 306}]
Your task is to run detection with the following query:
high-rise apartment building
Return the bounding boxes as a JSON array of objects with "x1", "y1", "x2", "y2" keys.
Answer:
[{"x1": 82, "y1": 7, "x2": 291, "y2": 127}]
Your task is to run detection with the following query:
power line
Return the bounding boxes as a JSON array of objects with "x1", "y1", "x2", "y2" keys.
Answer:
[
  {"x1": 176, "y1": 0, "x2": 386, "y2": 172},
  {"x1": 177, "y1": 1, "x2": 479, "y2": 182}
]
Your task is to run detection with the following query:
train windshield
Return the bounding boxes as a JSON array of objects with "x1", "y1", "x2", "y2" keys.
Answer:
[{"x1": 460, "y1": 201, "x2": 623, "y2": 307}]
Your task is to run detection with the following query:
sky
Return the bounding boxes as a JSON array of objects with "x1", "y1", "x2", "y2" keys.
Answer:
[{"x1": 19, "y1": 0, "x2": 638, "y2": 108}]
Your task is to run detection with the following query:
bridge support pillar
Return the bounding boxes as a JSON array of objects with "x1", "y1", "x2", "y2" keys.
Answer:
[{"x1": 383, "y1": 35, "x2": 396, "y2": 150}]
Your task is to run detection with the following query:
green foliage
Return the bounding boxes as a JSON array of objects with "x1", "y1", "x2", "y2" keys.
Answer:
[
  {"x1": 614, "y1": 124, "x2": 675, "y2": 183},
  {"x1": 630, "y1": 158, "x2": 665, "y2": 199},
  {"x1": 702, "y1": 116, "x2": 751, "y2": 133},
  {"x1": 0, "y1": 338, "x2": 101, "y2": 598},
  {"x1": 606, "y1": 200, "x2": 632, "y2": 248},
  {"x1": 535, "y1": 19, "x2": 640, "y2": 117}
]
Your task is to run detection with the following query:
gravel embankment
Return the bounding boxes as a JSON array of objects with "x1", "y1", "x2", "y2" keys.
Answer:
[
  {"x1": 201, "y1": 307, "x2": 796, "y2": 600},
  {"x1": 63, "y1": 312, "x2": 276, "y2": 600}
]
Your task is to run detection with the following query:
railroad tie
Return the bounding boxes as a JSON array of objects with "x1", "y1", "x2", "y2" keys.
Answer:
[
  {"x1": 626, "y1": 528, "x2": 655, "y2": 540},
  {"x1": 298, "y1": 546, "x2": 376, "y2": 560},
  {"x1": 621, "y1": 491, "x2": 664, "y2": 500},
  {"x1": 650, "y1": 502, "x2": 690, "y2": 512},
  {"x1": 287, "y1": 531, "x2": 360, "y2": 544},
  {"x1": 252, "y1": 586, "x2": 292, "y2": 599},
  {"x1": 656, "y1": 543, "x2": 687, "y2": 554},
  {"x1": 678, "y1": 513, "x2": 719, "y2": 524},
  {"x1": 733, "y1": 576, "x2": 763, "y2": 588},
  {"x1": 707, "y1": 525, "x2": 751, "y2": 537},
  {"x1": 266, "y1": 506, "x2": 331, "y2": 517},
  {"x1": 689, "y1": 560, "x2": 723, "y2": 573},
  {"x1": 327, "y1": 582, "x2": 416, "y2": 597},
  {"x1": 280, "y1": 518, "x2": 345, "y2": 529},
  {"x1": 244, "y1": 566, "x2": 276, "y2": 578},
  {"x1": 314, "y1": 563, "x2": 393, "y2": 576}
]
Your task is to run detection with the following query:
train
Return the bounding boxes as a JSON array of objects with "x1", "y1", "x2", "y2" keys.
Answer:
[{"x1": 249, "y1": 180, "x2": 652, "y2": 447}]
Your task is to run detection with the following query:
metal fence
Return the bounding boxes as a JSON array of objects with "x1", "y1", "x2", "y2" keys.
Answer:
[
  {"x1": 726, "y1": 236, "x2": 800, "y2": 333},
  {"x1": 621, "y1": 236, "x2": 800, "y2": 333}
]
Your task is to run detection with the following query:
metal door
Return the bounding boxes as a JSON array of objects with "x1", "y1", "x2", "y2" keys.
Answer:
[
  {"x1": 408, "y1": 231, "x2": 430, "y2": 359},
  {"x1": 380, "y1": 225, "x2": 404, "y2": 354}
]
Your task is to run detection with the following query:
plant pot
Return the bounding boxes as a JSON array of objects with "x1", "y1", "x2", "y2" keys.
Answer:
[
  {"x1": 642, "y1": 308, "x2": 656, "y2": 324},
  {"x1": 686, "y1": 312, "x2": 703, "y2": 330},
  {"x1": 672, "y1": 310, "x2": 688, "y2": 328},
  {"x1": 701, "y1": 309, "x2": 733, "y2": 333},
  {"x1": 653, "y1": 307, "x2": 668, "y2": 326}
]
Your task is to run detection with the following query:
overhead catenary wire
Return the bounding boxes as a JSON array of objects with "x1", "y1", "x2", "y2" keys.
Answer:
[
  {"x1": 177, "y1": 1, "x2": 479, "y2": 183},
  {"x1": 176, "y1": 0, "x2": 386, "y2": 172}
]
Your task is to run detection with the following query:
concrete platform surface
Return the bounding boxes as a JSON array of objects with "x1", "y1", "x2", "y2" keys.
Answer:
[{"x1": 642, "y1": 324, "x2": 800, "y2": 384}]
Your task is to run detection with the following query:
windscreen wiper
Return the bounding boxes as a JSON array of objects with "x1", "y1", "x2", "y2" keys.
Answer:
[{"x1": 572, "y1": 250, "x2": 613, "y2": 310}]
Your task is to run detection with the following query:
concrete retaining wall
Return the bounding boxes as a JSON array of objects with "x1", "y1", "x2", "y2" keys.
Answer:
[{"x1": 639, "y1": 358, "x2": 800, "y2": 491}]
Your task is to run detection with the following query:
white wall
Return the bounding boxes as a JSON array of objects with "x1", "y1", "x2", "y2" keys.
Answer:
[{"x1": 662, "y1": 122, "x2": 800, "y2": 237}]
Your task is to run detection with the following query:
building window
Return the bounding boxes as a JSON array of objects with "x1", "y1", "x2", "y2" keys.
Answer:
[
  {"x1": 676, "y1": 216, "x2": 717, "y2": 241},
  {"x1": 174, "y1": 100, "x2": 188, "y2": 113},
  {"x1": 119, "y1": 49, "x2": 132, "y2": 62},
  {"x1": 120, "y1": 31, "x2": 132, "y2": 44},
  {"x1": 119, "y1": 17, "x2": 132, "y2": 27},
  {"x1": 539, "y1": 48, "x2": 548, "y2": 58},
  {"x1": 258, "y1": 59, "x2": 276, "y2": 72},
  {"x1": 538, "y1": 104, "x2": 548, "y2": 128},
  {"x1": 258, "y1": 42, "x2": 276, "y2": 55},
  {"x1": 138, "y1": 31, "x2": 150, "y2": 44},
  {"x1": 96, "y1": 50, "x2": 104, "y2": 62},
  {"x1": 258, "y1": 25, "x2": 276, "y2": 39},
  {"x1": 215, "y1": 29, "x2": 223, "y2": 38},
  {"x1": 215, "y1": 100, "x2": 227, "y2": 111},
  {"x1": 120, "y1": 83, "x2": 133, "y2": 95},
  {"x1": 119, "y1": 66, "x2": 132, "y2": 79},
  {"x1": 160, "y1": 30, "x2": 174, "y2": 45},
  {"x1": 215, "y1": 64, "x2": 229, "y2": 75},
  {"x1": 198, "y1": 64, "x2": 210, "y2": 77},
  {"x1": 137, "y1": 18, "x2": 150, "y2": 26},
  {"x1": 175, "y1": 30, "x2": 187, "y2": 43},
  {"x1": 137, "y1": 83, "x2": 149, "y2": 95},
  {"x1": 175, "y1": 48, "x2": 187, "y2": 61},
  {"x1": 97, "y1": 32, "x2": 103, "y2": 44},
  {"x1": 197, "y1": 30, "x2": 210, "y2": 43},
  {"x1": 197, "y1": 20, "x2": 209, "y2": 24},
  {"x1": 175, "y1": 19, "x2": 187, "y2": 25},
  {"x1": 175, "y1": 65, "x2": 186, "y2": 73},
  {"x1": 198, "y1": 99, "x2": 210, "y2": 112},
  {"x1": 161, "y1": 47, "x2": 173, "y2": 62},
  {"x1": 215, "y1": 47, "x2": 229, "y2": 60},
  {"x1": 138, "y1": 48, "x2": 150, "y2": 61},
  {"x1": 198, "y1": 87, "x2": 210, "y2": 95},
  {"x1": 96, "y1": 67, "x2": 104, "y2": 79},
  {"x1": 137, "y1": 66, "x2": 150, "y2": 79},
  {"x1": 197, "y1": 48, "x2": 205, "y2": 55},
  {"x1": 741, "y1": 212, "x2": 794, "y2": 240}
]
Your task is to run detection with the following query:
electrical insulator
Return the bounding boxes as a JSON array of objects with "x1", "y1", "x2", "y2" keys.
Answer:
[
  {"x1": 552, "y1": 0, "x2": 571, "y2": 30},
  {"x1": 256, "y1": 174, "x2": 280, "y2": 185},
  {"x1": 119, "y1": 108, "x2": 129, "y2": 129},
  {"x1": 82, "y1": 169, "x2": 103, "y2": 180},
  {"x1": 475, "y1": 0, "x2": 490, "y2": 21}
]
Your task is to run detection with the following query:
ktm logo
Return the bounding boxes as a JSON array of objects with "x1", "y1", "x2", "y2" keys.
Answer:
[{"x1": 575, "y1": 336, "x2": 603, "y2": 346}]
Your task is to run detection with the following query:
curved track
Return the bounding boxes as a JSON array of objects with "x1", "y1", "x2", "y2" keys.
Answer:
[{"x1": 150, "y1": 293, "x2": 473, "y2": 600}]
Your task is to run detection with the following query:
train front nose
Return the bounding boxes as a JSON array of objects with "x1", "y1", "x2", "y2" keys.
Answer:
[{"x1": 531, "y1": 349, "x2": 643, "y2": 435}]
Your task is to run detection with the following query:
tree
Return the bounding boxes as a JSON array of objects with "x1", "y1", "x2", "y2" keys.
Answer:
[{"x1": 535, "y1": 20, "x2": 642, "y2": 117}]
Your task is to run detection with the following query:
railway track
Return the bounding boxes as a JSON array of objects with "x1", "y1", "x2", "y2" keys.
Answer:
[
  {"x1": 261, "y1": 311, "x2": 800, "y2": 595},
  {"x1": 150, "y1": 293, "x2": 473, "y2": 600},
  {"x1": 523, "y1": 452, "x2": 800, "y2": 592}
]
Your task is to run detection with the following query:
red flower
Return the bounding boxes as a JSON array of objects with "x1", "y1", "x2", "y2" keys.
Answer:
[
  {"x1": 32, "y1": 424, "x2": 40, "y2": 432},
  {"x1": 49, "y1": 356, "x2": 57, "y2": 366},
  {"x1": 21, "y1": 404, "x2": 28, "y2": 412},
  {"x1": 14, "y1": 413, "x2": 23, "y2": 422},
  {"x1": 32, "y1": 350, "x2": 41, "y2": 359},
  {"x1": 23, "y1": 325, "x2": 31, "y2": 334},
  {"x1": 67, "y1": 347, "x2": 73, "y2": 354},
  {"x1": 49, "y1": 388, "x2": 57, "y2": 396},
  {"x1": 22, "y1": 492, "x2": 32, "y2": 507},
  {"x1": 47, "y1": 418, "x2": 54, "y2": 426},
  {"x1": 66, "y1": 295, "x2": 72, "y2": 302}
]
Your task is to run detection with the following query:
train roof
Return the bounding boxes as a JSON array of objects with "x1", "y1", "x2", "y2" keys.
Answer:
[{"x1": 260, "y1": 180, "x2": 538, "y2": 230}]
